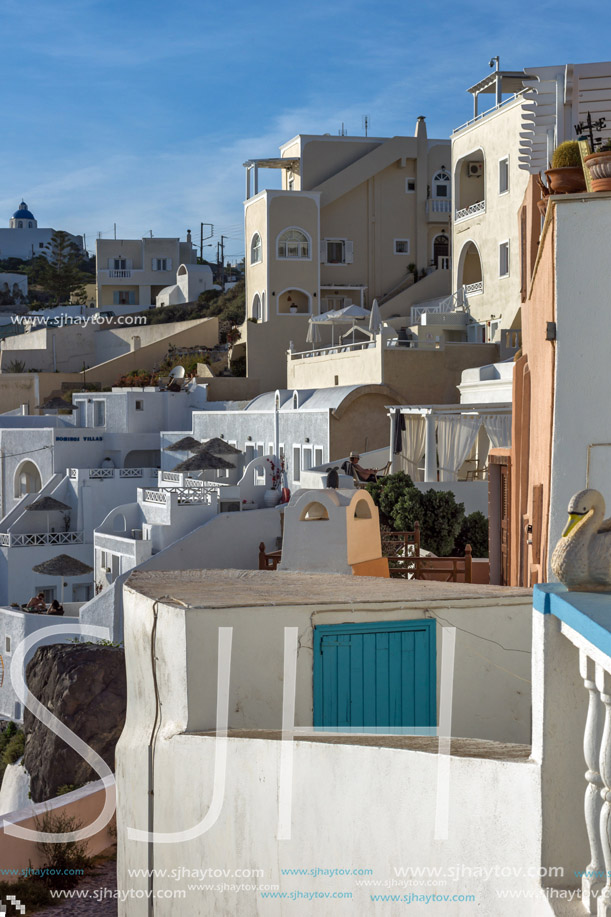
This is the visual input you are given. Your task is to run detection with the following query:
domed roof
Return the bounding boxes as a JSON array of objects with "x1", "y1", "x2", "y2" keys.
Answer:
[{"x1": 12, "y1": 201, "x2": 35, "y2": 220}]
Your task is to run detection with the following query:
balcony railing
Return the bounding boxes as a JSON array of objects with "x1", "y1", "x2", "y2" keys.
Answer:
[
  {"x1": 143, "y1": 487, "x2": 213, "y2": 506},
  {"x1": 0, "y1": 531, "x2": 84, "y2": 548},
  {"x1": 455, "y1": 200, "x2": 485, "y2": 222},
  {"x1": 463, "y1": 281, "x2": 483, "y2": 295},
  {"x1": 410, "y1": 287, "x2": 468, "y2": 325},
  {"x1": 427, "y1": 199, "x2": 452, "y2": 214},
  {"x1": 108, "y1": 270, "x2": 132, "y2": 279}
]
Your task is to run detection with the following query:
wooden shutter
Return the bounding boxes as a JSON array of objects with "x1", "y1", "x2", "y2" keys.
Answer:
[
  {"x1": 345, "y1": 241, "x2": 354, "y2": 263},
  {"x1": 319, "y1": 241, "x2": 327, "y2": 263}
]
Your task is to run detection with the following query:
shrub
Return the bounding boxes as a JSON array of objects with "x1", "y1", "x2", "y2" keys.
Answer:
[
  {"x1": 0, "y1": 878, "x2": 52, "y2": 911},
  {"x1": 3, "y1": 730, "x2": 24, "y2": 765},
  {"x1": 35, "y1": 810, "x2": 91, "y2": 888},
  {"x1": 455, "y1": 510, "x2": 489, "y2": 557},
  {"x1": 552, "y1": 141, "x2": 582, "y2": 168},
  {"x1": 366, "y1": 471, "x2": 414, "y2": 525}
]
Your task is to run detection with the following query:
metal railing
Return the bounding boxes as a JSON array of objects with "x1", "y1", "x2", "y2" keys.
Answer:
[
  {"x1": 410, "y1": 287, "x2": 468, "y2": 325},
  {"x1": 455, "y1": 200, "x2": 486, "y2": 222},
  {"x1": 0, "y1": 531, "x2": 84, "y2": 548}
]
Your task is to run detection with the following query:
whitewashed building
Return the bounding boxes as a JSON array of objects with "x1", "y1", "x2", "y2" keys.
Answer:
[{"x1": 0, "y1": 201, "x2": 84, "y2": 262}]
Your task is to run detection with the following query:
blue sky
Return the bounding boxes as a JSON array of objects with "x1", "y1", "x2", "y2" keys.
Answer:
[{"x1": 2, "y1": 0, "x2": 611, "y2": 262}]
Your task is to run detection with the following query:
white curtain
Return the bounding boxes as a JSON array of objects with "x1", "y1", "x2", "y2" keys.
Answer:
[
  {"x1": 483, "y1": 414, "x2": 511, "y2": 449},
  {"x1": 436, "y1": 416, "x2": 481, "y2": 482},
  {"x1": 401, "y1": 417, "x2": 426, "y2": 481}
]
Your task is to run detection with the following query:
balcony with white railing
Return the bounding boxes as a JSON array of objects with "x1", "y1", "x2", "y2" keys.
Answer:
[
  {"x1": 463, "y1": 280, "x2": 483, "y2": 295},
  {"x1": 0, "y1": 531, "x2": 85, "y2": 548},
  {"x1": 455, "y1": 200, "x2": 486, "y2": 223},
  {"x1": 426, "y1": 199, "x2": 452, "y2": 217},
  {"x1": 108, "y1": 270, "x2": 132, "y2": 279}
]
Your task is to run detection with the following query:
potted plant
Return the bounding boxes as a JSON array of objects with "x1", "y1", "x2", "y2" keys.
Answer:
[
  {"x1": 545, "y1": 141, "x2": 586, "y2": 194},
  {"x1": 584, "y1": 139, "x2": 611, "y2": 191},
  {"x1": 263, "y1": 456, "x2": 285, "y2": 507}
]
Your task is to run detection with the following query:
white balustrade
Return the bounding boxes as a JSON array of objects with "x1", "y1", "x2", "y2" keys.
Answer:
[
  {"x1": 455, "y1": 200, "x2": 486, "y2": 222},
  {"x1": 581, "y1": 651, "x2": 605, "y2": 912},
  {"x1": 120, "y1": 468, "x2": 143, "y2": 478},
  {"x1": 464, "y1": 281, "x2": 484, "y2": 295},
  {"x1": 90, "y1": 468, "x2": 115, "y2": 478}
]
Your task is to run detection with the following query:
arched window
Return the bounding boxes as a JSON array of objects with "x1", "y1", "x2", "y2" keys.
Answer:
[
  {"x1": 14, "y1": 460, "x2": 42, "y2": 498},
  {"x1": 28, "y1": 222, "x2": 32, "y2": 228},
  {"x1": 18, "y1": 221, "x2": 23, "y2": 229},
  {"x1": 252, "y1": 293, "x2": 261, "y2": 320},
  {"x1": 277, "y1": 228, "x2": 310, "y2": 260},
  {"x1": 251, "y1": 233, "x2": 262, "y2": 265},
  {"x1": 354, "y1": 499, "x2": 372, "y2": 519},
  {"x1": 433, "y1": 233, "x2": 449, "y2": 265},
  {"x1": 292, "y1": 392, "x2": 298, "y2": 409},
  {"x1": 432, "y1": 170, "x2": 451, "y2": 199}
]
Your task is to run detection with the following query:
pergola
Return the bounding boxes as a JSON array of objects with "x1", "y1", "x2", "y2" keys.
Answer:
[{"x1": 389, "y1": 404, "x2": 512, "y2": 482}]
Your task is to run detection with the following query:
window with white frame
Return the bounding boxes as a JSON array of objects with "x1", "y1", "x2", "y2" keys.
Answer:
[
  {"x1": 432, "y1": 170, "x2": 451, "y2": 198},
  {"x1": 245, "y1": 443, "x2": 256, "y2": 464},
  {"x1": 314, "y1": 447, "x2": 323, "y2": 467},
  {"x1": 302, "y1": 447, "x2": 312, "y2": 471},
  {"x1": 499, "y1": 158, "x2": 509, "y2": 194},
  {"x1": 321, "y1": 239, "x2": 354, "y2": 264},
  {"x1": 499, "y1": 242, "x2": 509, "y2": 277},
  {"x1": 394, "y1": 239, "x2": 410, "y2": 255},
  {"x1": 93, "y1": 400, "x2": 106, "y2": 427},
  {"x1": 5, "y1": 636, "x2": 11, "y2": 654},
  {"x1": 277, "y1": 229, "x2": 310, "y2": 259},
  {"x1": 152, "y1": 258, "x2": 172, "y2": 271},
  {"x1": 292, "y1": 446, "x2": 301, "y2": 482},
  {"x1": 405, "y1": 177, "x2": 416, "y2": 193},
  {"x1": 250, "y1": 233, "x2": 262, "y2": 264},
  {"x1": 111, "y1": 258, "x2": 127, "y2": 270}
]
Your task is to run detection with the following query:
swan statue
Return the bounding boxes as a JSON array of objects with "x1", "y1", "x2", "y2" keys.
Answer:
[{"x1": 551, "y1": 489, "x2": 611, "y2": 591}]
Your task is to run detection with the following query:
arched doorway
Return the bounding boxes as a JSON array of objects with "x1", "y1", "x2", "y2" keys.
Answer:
[
  {"x1": 14, "y1": 460, "x2": 42, "y2": 498},
  {"x1": 433, "y1": 233, "x2": 449, "y2": 269},
  {"x1": 252, "y1": 293, "x2": 261, "y2": 321},
  {"x1": 458, "y1": 241, "x2": 483, "y2": 293},
  {"x1": 278, "y1": 289, "x2": 310, "y2": 315}
]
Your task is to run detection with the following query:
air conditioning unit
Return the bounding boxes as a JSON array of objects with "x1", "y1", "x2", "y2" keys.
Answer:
[{"x1": 468, "y1": 162, "x2": 483, "y2": 178}]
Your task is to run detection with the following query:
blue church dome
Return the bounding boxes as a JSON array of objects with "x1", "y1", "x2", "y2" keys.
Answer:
[{"x1": 12, "y1": 201, "x2": 35, "y2": 220}]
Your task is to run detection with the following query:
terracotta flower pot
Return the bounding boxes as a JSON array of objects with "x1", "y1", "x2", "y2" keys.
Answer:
[
  {"x1": 545, "y1": 166, "x2": 586, "y2": 194},
  {"x1": 584, "y1": 151, "x2": 611, "y2": 192}
]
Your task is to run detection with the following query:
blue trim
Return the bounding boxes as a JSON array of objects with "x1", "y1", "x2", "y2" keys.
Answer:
[{"x1": 534, "y1": 583, "x2": 611, "y2": 658}]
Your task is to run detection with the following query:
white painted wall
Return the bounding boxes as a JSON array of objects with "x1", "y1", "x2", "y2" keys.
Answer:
[{"x1": 548, "y1": 196, "x2": 611, "y2": 576}]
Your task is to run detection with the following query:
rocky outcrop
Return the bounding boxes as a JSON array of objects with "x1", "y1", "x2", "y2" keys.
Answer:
[{"x1": 23, "y1": 644, "x2": 126, "y2": 803}]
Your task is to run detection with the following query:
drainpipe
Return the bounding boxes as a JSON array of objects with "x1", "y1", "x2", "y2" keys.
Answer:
[{"x1": 52, "y1": 334, "x2": 57, "y2": 372}]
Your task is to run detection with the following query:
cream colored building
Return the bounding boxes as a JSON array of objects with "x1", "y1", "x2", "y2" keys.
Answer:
[
  {"x1": 96, "y1": 235, "x2": 197, "y2": 310},
  {"x1": 451, "y1": 60, "x2": 611, "y2": 343},
  {"x1": 241, "y1": 120, "x2": 451, "y2": 390}
]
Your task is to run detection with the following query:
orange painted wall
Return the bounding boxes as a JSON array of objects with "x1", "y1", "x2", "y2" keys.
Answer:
[{"x1": 510, "y1": 187, "x2": 557, "y2": 586}]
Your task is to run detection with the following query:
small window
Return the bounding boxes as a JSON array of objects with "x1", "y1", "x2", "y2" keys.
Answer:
[
  {"x1": 293, "y1": 446, "x2": 301, "y2": 483},
  {"x1": 245, "y1": 443, "x2": 256, "y2": 464},
  {"x1": 5, "y1": 636, "x2": 11, "y2": 654},
  {"x1": 405, "y1": 178, "x2": 416, "y2": 193},
  {"x1": 39, "y1": 242, "x2": 44, "y2": 248},
  {"x1": 18, "y1": 221, "x2": 22, "y2": 228},
  {"x1": 28, "y1": 222, "x2": 32, "y2": 228},
  {"x1": 303, "y1": 447, "x2": 312, "y2": 471},
  {"x1": 113, "y1": 258, "x2": 127, "y2": 270},
  {"x1": 327, "y1": 240, "x2": 345, "y2": 264},
  {"x1": 135, "y1": 400, "x2": 144, "y2": 411},
  {"x1": 288, "y1": 173, "x2": 294, "y2": 191},
  {"x1": 152, "y1": 258, "x2": 171, "y2": 271},
  {"x1": 394, "y1": 239, "x2": 410, "y2": 255},
  {"x1": 314, "y1": 447, "x2": 324, "y2": 466},
  {"x1": 499, "y1": 158, "x2": 509, "y2": 194},
  {"x1": 94, "y1": 401, "x2": 106, "y2": 427},
  {"x1": 499, "y1": 242, "x2": 509, "y2": 277},
  {"x1": 251, "y1": 233, "x2": 262, "y2": 265}
]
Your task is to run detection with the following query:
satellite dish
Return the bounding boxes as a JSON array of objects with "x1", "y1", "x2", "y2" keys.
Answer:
[{"x1": 169, "y1": 365, "x2": 186, "y2": 380}]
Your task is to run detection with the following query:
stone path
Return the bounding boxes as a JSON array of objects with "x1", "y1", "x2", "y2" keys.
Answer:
[{"x1": 35, "y1": 859, "x2": 117, "y2": 916}]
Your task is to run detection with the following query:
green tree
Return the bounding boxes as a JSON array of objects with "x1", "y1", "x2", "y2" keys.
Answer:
[
  {"x1": 454, "y1": 510, "x2": 489, "y2": 557},
  {"x1": 39, "y1": 231, "x2": 90, "y2": 304}
]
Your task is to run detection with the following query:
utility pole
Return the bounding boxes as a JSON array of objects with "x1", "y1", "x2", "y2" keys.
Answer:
[
  {"x1": 220, "y1": 235, "x2": 227, "y2": 292},
  {"x1": 200, "y1": 222, "x2": 213, "y2": 261}
]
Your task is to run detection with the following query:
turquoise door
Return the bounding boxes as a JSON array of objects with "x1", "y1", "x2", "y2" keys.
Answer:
[{"x1": 313, "y1": 620, "x2": 436, "y2": 732}]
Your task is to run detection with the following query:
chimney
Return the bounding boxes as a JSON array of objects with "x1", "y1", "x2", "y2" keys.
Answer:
[
  {"x1": 415, "y1": 116, "x2": 427, "y2": 141},
  {"x1": 187, "y1": 229, "x2": 192, "y2": 245}
]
